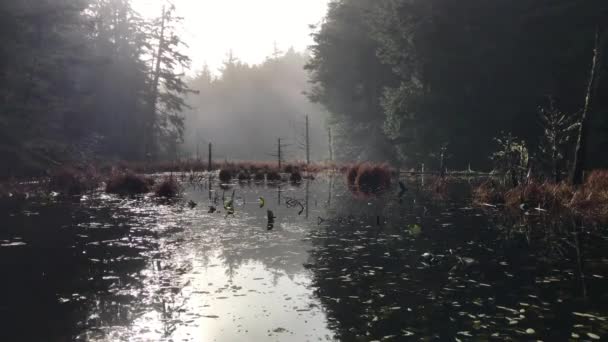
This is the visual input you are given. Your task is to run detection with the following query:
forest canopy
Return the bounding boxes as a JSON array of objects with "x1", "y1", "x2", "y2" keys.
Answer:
[
  {"x1": 307, "y1": 0, "x2": 608, "y2": 172},
  {"x1": 1, "y1": 0, "x2": 607, "y2": 179},
  {"x1": 0, "y1": 0, "x2": 192, "y2": 176}
]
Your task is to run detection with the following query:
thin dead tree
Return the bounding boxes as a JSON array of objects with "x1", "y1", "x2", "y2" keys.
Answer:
[{"x1": 571, "y1": 25, "x2": 606, "y2": 185}]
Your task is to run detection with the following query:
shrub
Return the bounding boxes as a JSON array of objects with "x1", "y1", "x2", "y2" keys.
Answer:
[
  {"x1": 106, "y1": 173, "x2": 151, "y2": 195},
  {"x1": 155, "y1": 177, "x2": 180, "y2": 198}
]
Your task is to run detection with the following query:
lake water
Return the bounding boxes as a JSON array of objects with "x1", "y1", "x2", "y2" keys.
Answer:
[{"x1": 1, "y1": 174, "x2": 607, "y2": 341}]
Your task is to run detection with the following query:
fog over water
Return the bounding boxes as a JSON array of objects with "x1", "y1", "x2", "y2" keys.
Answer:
[
  {"x1": 131, "y1": 0, "x2": 331, "y2": 75},
  {"x1": 1, "y1": 1, "x2": 608, "y2": 341}
]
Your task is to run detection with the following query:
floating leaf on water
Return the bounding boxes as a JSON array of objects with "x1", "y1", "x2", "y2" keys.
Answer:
[
  {"x1": 408, "y1": 224, "x2": 422, "y2": 236},
  {"x1": 224, "y1": 199, "x2": 233, "y2": 210},
  {"x1": 497, "y1": 306, "x2": 519, "y2": 314},
  {"x1": 1, "y1": 242, "x2": 27, "y2": 247},
  {"x1": 573, "y1": 312, "x2": 606, "y2": 321},
  {"x1": 402, "y1": 330, "x2": 414, "y2": 337}
]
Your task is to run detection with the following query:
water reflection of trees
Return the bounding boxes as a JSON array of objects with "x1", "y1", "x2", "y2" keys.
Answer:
[
  {"x1": 6, "y1": 178, "x2": 606, "y2": 341},
  {"x1": 0, "y1": 196, "x2": 167, "y2": 341},
  {"x1": 306, "y1": 180, "x2": 608, "y2": 340},
  {"x1": 210, "y1": 180, "x2": 318, "y2": 280}
]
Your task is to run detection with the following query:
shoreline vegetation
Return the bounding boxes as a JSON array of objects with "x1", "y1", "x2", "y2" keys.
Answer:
[
  {"x1": 473, "y1": 170, "x2": 608, "y2": 223},
  {"x1": 2, "y1": 159, "x2": 608, "y2": 223}
]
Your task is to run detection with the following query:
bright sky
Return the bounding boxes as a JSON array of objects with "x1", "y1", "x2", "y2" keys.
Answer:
[{"x1": 131, "y1": 0, "x2": 330, "y2": 75}]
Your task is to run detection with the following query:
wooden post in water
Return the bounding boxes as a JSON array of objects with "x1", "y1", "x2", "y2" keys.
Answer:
[
  {"x1": 440, "y1": 147, "x2": 446, "y2": 178},
  {"x1": 278, "y1": 138, "x2": 282, "y2": 170},
  {"x1": 208, "y1": 143, "x2": 212, "y2": 171},
  {"x1": 328, "y1": 127, "x2": 333, "y2": 162},
  {"x1": 305, "y1": 115, "x2": 310, "y2": 165},
  {"x1": 421, "y1": 163, "x2": 425, "y2": 187}
]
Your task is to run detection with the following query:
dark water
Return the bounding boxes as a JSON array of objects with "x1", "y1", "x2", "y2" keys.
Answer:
[{"x1": 1, "y1": 174, "x2": 607, "y2": 341}]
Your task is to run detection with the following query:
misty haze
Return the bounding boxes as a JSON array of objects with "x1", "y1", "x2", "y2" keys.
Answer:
[{"x1": 1, "y1": 1, "x2": 608, "y2": 341}]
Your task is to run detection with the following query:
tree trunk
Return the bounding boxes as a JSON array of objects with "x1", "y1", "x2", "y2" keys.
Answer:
[
  {"x1": 144, "y1": 5, "x2": 166, "y2": 159},
  {"x1": 571, "y1": 26, "x2": 605, "y2": 185},
  {"x1": 305, "y1": 115, "x2": 310, "y2": 165}
]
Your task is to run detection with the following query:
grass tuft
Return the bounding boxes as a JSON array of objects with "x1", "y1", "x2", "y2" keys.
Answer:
[
  {"x1": 346, "y1": 163, "x2": 392, "y2": 194},
  {"x1": 219, "y1": 169, "x2": 233, "y2": 183},
  {"x1": 106, "y1": 172, "x2": 151, "y2": 195},
  {"x1": 49, "y1": 166, "x2": 98, "y2": 195},
  {"x1": 290, "y1": 170, "x2": 303, "y2": 183},
  {"x1": 266, "y1": 170, "x2": 281, "y2": 182},
  {"x1": 155, "y1": 176, "x2": 180, "y2": 198},
  {"x1": 473, "y1": 169, "x2": 608, "y2": 222}
]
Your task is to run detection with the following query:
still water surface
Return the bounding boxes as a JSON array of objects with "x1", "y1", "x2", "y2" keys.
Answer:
[{"x1": 1, "y1": 174, "x2": 607, "y2": 341}]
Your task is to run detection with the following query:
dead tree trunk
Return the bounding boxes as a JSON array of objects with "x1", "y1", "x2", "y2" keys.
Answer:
[
  {"x1": 328, "y1": 127, "x2": 333, "y2": 162},
  {"x1": 144, "y1": 5, "x2": 167, "y2": 159},
  {"x1": 571, "y1": 26, "x2": 605, "y2": 185},
  {"x1": 305, "y1": 115, "x2": 310, "y2": 165},
  {"x1": 208, "y1": 143, "x2": 212, "y2": 171},
  {"x1": 278, "y1": 138, "x2": 282, "y2": 170}
]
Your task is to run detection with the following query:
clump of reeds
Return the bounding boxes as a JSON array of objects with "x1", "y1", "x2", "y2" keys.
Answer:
[
  {"x1": 423, "y1": 176, "x2": 460, "y2": 200},
  {"x1": 346, "y1": 163, "x2": 392, "y2": 194},
  {"x1": 237, "y1": 171, "x2": 251, "y2": 182},
  {"x1": 253, "y1": 171, "x2": 265, "y2": 182},
  {"x1": 290, "y1": 170, "x2": 303, "y2": 183},
  {"x1": 49, "y1": 166, "x2": 99, "y2": 195},
  {"x1": 284, "y1": 164, "x2": 296, "y2": 173},
  {"x1": 569, "y1": 170, "x2": 608, "y2": 221},
  {"x1": 473, "y1": 170, "x2": 608, "y2": 222},
  {"x1": 154, "y1": 176, "x2": 180, "y2": 198},
  {"x1": 474, "y1": 179, "x2": 574, "y2": 210},
  {"x1": 114, "y1": 159, "x2": 342, "y2": 175},
  {"x1": 266, "y1": 170, "x2": 281, "y2": 182},
  {"x1": 503, "y1": 182, "x2": 573, "y2": 209},
  {"x1": 219, "y1": 169, "x2": 233, "y2": 183},
  {"x1": 472, "y1": 180, "x2": 506, "y2": 205},
  {"x1": 106, "y1": 172, "x2": 152, "y2": 195},
  {"x1": 346, "y1": 163, "x2": 360, "y2": 188}
]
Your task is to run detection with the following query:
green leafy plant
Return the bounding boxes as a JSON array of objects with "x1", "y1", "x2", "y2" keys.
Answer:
[
  {"x1": 537, "y1": 104, "x2": 580, "y2": 182},
  {"x1": 490, "y1": 132, "x2": 529, "y2": 186}
]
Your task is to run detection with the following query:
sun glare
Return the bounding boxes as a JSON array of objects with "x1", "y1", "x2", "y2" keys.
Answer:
[{"x1": 131, "y1": 0, "x2": 329, "y2": 74}]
